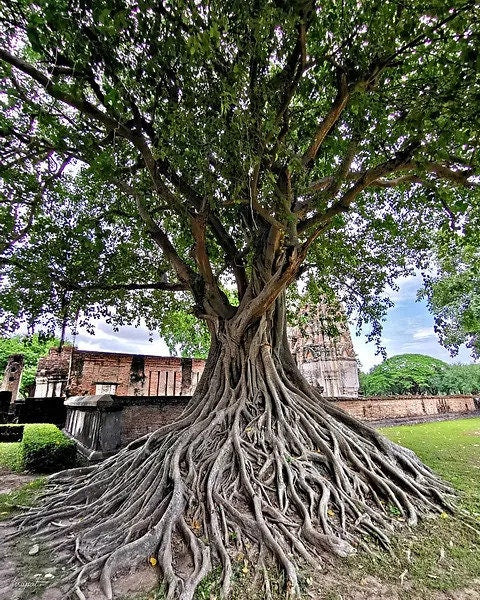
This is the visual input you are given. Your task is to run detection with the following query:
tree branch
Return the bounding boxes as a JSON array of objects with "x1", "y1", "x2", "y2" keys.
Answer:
[
  {"x1": 302, "y1": 73, "x2": 350, "y2": 168},
  {"x1": 65, "y1": 281, "x2": 188, "y2": 293},
  {"x1": 0, "y1": 49, "x2": 135, "y2": 141}
]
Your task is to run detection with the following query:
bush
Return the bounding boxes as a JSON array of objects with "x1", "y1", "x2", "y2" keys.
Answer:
[{"x1": 21, "y1": 423, "x2": 76, "y2": 473}]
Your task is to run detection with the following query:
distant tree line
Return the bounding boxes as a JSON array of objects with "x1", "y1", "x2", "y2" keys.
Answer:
[{"x1": 360, "y1": 354, "x2": 480, "y2": 396}]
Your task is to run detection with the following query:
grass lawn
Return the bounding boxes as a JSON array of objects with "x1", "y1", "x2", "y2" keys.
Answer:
[
  {"x1": 382, "y1": 417, "x2": 480, "y2": 514},
  {"x1": 336, "y1": 417, "x2": 480, "y2": 596},
  {"x1": 0, "y1": 441, "x2": 23, "y2": 472}
]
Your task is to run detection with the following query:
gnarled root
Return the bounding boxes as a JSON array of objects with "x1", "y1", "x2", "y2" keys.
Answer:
[{"x1": 9, "y1": 339, "x2": 455, "y2": 600}]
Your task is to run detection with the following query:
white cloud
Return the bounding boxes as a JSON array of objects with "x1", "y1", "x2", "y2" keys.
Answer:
[
  {"x1": 412, "y1": 327, "x2": 435, "y2": 340},
  {"x1": 71, "y1": 320, "x2": 170, "y2": 356}
]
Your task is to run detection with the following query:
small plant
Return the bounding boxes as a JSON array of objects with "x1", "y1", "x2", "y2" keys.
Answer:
[{"x1": 387, "y1": 504, "x2": 402, "y2": 517}]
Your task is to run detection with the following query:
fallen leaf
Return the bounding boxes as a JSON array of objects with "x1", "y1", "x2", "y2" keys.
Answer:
[
  {"x1": 149, "y1": 557, "x2": 157, "y2": 567},
  {"x1": 28, "y1": 544, "x2": 39, "y2": 556}
]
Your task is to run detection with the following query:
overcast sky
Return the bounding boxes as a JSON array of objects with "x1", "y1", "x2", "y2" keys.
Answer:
[{"x1": 72, "y1": 275, "x2": 475, "y2": 372}]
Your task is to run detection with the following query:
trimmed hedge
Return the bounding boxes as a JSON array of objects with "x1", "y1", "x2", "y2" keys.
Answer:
[{"x1": 21, "y1": 423, "x2": 76, "y2": 473}]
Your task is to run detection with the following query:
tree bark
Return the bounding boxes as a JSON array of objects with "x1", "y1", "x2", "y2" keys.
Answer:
[{"x1": 9, "y1": 296, "x2": 455, "y2": 600}]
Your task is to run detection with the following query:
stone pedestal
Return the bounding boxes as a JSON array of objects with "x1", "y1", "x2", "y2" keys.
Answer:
[
  {"x1": 64, "y1": 395, "x2": 123, "y2": 461},
  {"x1": 64, "y1": 394, "x2": 190, "y2": 461}
]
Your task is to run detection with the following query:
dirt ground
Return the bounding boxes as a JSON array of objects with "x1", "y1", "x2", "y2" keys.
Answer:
[
  {"x1": 1, "y1": 522, "x2": 480, "y2": 600},
  {"x1": 1, "y1": 448, "x2": 480, "y2": 600},
  {"x1": 0, "y1": 468, "x2": 36, "y2": 495}
]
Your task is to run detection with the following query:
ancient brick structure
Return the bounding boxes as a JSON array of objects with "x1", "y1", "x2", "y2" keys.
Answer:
[
  {"x1": 64, "y1": 392, "x2": 479, "y2": 461},
  {"x1": 0, "y1": 353, "x2": 24, "y2": 403},
  {"x1": 33, "y1": 310, "x2": 360, "y2": 399},
  {"x1": 35, "y1": 347, "x2": 205, "y2": 398},
  {"x1": 287, "y1": 305, "x2": 359, "y2": 397}
]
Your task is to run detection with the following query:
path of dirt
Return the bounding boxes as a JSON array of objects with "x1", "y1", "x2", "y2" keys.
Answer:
[{"x1": 0, "y1": 468, "x2": 36, "y2": 495}]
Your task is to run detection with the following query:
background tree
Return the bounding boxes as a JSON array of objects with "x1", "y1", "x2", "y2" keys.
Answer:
[
  {"x1": 360, "y1": 354, "x2": 449, "y2": 396},
  {"x1": 423, "y1": 230, "x2": 480, "y2": 358},
  {"x1": 1, "y1": 1, "x2": 479, "y2": 599},
  {"x1": 433, "y1": 363, "x2": 480, "y2": 395},
  {"x1": 0, "y1": 334, "x2": 61, "y2": 396}
]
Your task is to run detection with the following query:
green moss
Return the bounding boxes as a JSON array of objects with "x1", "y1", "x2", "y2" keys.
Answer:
[{"x1": 0, "y1": 477, "x2": 45, "y2": 520}]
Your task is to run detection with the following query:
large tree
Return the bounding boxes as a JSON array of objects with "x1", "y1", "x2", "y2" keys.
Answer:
[
  {"x1": 360, "y1": 353, "x2": 449, "y2": 396},
  {"x1": 1, "y1": 1, "x2": 479, "y2": 598}
]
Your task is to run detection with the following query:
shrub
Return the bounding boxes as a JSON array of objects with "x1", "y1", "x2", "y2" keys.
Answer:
[{"x1": 21, "y1": 423, "x2": 76, "y2": 473}]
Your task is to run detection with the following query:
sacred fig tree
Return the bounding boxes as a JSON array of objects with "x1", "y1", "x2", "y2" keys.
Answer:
[{"x1": 0, "y1": 1, "x2": 479, "y2": 598}]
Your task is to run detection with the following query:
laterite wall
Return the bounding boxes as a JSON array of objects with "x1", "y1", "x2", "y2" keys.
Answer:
[{"x1": 331, "y1": 394, "x2": 479, "y2": 421}]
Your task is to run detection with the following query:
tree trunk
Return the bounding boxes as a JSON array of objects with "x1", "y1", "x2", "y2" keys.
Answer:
[{"x1": 10, "y1": 297, "x2": 454, "y2": 600}]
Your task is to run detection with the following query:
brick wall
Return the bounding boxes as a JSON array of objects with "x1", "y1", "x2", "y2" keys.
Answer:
[
  {"x1": 121, "y1": 398, "x2": 188, "y2": 445},
  {"x1": 36, "y1": 348, "x2": 206, "y2": 397},
  {"x1": 331, "y1": 394, "x2": 478, "y2": 421}
]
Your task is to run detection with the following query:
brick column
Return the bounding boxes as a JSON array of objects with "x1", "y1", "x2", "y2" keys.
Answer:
[{"x1": 0, "y1": 354, "x2": 24, "y2": 403}]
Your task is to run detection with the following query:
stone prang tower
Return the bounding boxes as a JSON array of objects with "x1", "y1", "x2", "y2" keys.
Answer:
[{"x1": 287, "y1": 303, "x2": 359, "y2": 397}]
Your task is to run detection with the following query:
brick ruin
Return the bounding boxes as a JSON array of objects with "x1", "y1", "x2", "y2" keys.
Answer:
[
  {"x1": 30, "y1": 304, "x2": 360, "y2": 400},
  {"x1": 0, "y1": 353, "x2": 24, "y2": 403},
  {"x1": 34, "y1": 347, "x2": 206, "y2": 398}
]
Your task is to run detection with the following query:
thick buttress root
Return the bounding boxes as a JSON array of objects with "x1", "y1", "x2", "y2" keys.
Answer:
[{"x1": 9, "y1": 341, "x2": 454, "y2": 600}]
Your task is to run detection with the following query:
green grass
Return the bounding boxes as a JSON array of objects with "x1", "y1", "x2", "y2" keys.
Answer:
[
  {"x1": 339, "y1": 418, "x2": 480, "y2": 595},
  {"x1": 381, "y1": 417, "x2": 480, "y2": 514},
  {"x1": 0, "y1": 441, "x2": 23, "y2": 472},
  {"x1": 0, "y1": 477, "x2": 45, "y2": 520}
]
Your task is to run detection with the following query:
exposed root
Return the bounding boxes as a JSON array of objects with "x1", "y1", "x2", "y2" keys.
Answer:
[{"x1": 9, "y1": 323, "x2": 456, "y2": 599}]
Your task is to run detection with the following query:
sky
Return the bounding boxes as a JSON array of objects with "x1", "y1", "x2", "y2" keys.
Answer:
[
  {"x1": 72, "y1": 275, "x2": 475, "y2": 372},
  {"x1": 352, "y1": 275, "x2": 473, "y2": 372}
]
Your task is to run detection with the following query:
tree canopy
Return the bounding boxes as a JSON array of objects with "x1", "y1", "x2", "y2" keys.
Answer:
[
  {"x1": 422, "y1": 229, "x2": 480, "y2": 358},
  {"x1": 0, "y1": 0, "x2": 478, "y2": 346},
  {"x1": 360, "y1": 353, "x2": 448, "y2": 396},
  {"x1": 0, "y1": 334, "x2": 61, "y2": 395}
]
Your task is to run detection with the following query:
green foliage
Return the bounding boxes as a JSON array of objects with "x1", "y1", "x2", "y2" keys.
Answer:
[
  {"x1": 0, "y1": 335, "x2": 62, "y2": 396},
  {"x1": 423, "y1": 229, "x2": 480, "y2": 358},
  {"x1": 433, "y1": 363, "x2": 480, "y2": 395},
  {"x1": 360, "y1": 354, "x2": 449, "y2": 396},
  {"x1": 0, "y1": 0, "x2": 479, "y2": 351},
  {"x1": 0, "y1": 441, "x2": 23, "y2": 471},
  {"x1": 21, "y1": 423, "x2": 76, "y2": 473},
  {"x1": 361, "y1": 354, "x2": 480, "y2": 396}
]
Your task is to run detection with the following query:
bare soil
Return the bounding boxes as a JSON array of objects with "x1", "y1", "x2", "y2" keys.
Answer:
[{"x1": 0, "y1": 468, "x2": 36, "y2": 495}]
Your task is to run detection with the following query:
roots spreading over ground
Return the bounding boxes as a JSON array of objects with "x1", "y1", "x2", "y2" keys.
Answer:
[{"x1": 9, "y1": 336, "x2": 455, "y2": 600}]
